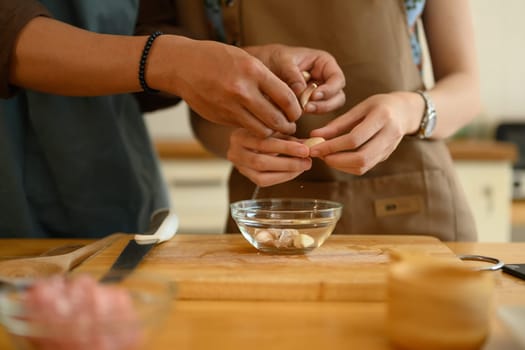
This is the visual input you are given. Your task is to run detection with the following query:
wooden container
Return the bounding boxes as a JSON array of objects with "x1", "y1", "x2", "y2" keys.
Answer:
[{"x1": 387, "y1": 252, "x2": 495, "y2": 350}]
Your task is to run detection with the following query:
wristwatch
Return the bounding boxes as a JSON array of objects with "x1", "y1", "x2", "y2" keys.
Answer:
[{"x1": 415, "y1": 90, "x2": 437, "y2": 139}]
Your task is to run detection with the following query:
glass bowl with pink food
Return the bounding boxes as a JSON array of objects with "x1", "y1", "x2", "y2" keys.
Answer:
[{"x1": 0, "y1": 273, "x2": 174, "y2": 350}]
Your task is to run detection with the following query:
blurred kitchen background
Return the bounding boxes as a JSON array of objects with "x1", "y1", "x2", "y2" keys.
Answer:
[{"x1": 144, "y1": 0, "x2": 525, "y2": 241}]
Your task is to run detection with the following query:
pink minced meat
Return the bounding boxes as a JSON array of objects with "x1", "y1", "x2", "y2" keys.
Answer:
[{"x1": 23, "y1": 275, "x2": 142, "y2": 350}]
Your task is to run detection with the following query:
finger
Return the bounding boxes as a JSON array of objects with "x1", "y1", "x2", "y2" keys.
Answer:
[
  {"x1": 309, "y1": 116, "x2": 380, "y2": 157},
  {"x1": 309, "y1": 120, "x2": 382, "y2": 158},
  {"x1": 314, "y1": 71, "x2": 346, "y2": 99},
  {"x1": 237, "y1": 166, "x2": 306, "y2": 187},
  {"x1": 304, "y1": 90, "x2": 346, "y2": 114},
  {"x1": 230, "y1": 129, "x2": 309, "y2": 158},
  {"x1": 278, "y1": 64, "x2": 308, "y2": 96},
  {"x1": 258, "y1": 70, "x2": 302, "y2": 124},
  {"x1": 321, "y1": 137, "x2": 388, "y2": 175},
  {"x1": 309, "y1": 60, "x2": 346, "y2": 100},
  {"x1": 310, "y1": 101, "x2": 369, "y2": 139},
  {"x1": 234, "y1": 105, "x2": 276, "y2": 138},
  {"x1": 243, "y1": 89, "x2": 298, "y2": 135},
  {"x1": 229, "y1": 150, "x2": 312, "y2": 173},
  {"x1": 242, "y1": 136, "x2": 310, "y2": 158},
  {"x1": 322, "y1": 152, "x2": 374, "y2": 175},
  {"x1": 344, "y1": 109, "x2": 388, "y2": 148}
]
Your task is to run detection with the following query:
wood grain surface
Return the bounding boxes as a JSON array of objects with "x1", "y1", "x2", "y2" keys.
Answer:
[
  {"x1": 1, "y1": 238, "x2": 524, "y2": 350},
  {"x1": 76, "y1": 234, "x2": 456, "y2": 301}
]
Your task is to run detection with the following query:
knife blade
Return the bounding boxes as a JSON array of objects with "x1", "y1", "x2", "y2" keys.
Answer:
[{"x1": 100, "y1": 209, "x2": 179, "y2": 283}]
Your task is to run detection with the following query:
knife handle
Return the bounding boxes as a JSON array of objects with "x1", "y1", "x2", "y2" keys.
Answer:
[{"x1": 135, "y1": 210, "x2": 179, "y2": 245}]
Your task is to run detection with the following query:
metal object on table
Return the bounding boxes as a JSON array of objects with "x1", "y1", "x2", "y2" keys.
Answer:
[
  {"x1": 100, "y1": 209, "x2": 179, "y2": 283},
  {"x1": 457, "y1": 254, "x2": 504, "y2": 271}
]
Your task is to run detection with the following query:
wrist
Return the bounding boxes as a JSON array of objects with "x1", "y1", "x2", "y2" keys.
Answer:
[
  {"x1": 138, "y1": 31, "x2": 163, "y2": 94},
  {"x1": 145, "y1": 34, "x2": 190, "y2": 96},
  {"x1": 414, "y1": 90, "x2": 437, "y2": 139},
  {"x1": 398, "y1": 91, "x2": 427, "y2": 136}
]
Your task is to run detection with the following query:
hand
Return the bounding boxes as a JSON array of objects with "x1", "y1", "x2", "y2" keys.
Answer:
[
  {"x1": 152, "y1": 37, "x2": 302, "y2": 137},
  {"x1": 246, "y1": 44, "x2": 346, "y2": 114},
  {"x1": 308, "y1": 92, "x2": 424, "y2": 175},
  {"x1": 227, "y1": 129, "x2": 312, "y2": 187}
]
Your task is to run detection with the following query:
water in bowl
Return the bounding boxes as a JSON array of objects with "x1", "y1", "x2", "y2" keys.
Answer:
[{"x1": 236, "y1": 217, "x2": 337, "y2": 254}]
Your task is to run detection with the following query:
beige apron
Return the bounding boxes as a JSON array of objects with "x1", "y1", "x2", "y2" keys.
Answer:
[{"x1": 185, "y1": 0, "x2": 477, "y2": 241}]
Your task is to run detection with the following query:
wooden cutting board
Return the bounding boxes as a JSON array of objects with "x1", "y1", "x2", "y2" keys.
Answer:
[{"x1": 77, "y1": 234, "x2": 457, "y2": 302}]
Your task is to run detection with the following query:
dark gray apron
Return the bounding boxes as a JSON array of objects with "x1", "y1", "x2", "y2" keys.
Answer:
[
  {"x1": 0, "y1": 0, "x2": 169, "y2": 238},
  {"x1": 211, "y1": 0, "x2": 476, "y2": 241}
]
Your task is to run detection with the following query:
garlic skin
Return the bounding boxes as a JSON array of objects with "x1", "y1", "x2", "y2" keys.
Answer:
[{"x1": 299, "y1": 82, "x2": 318, "y2": 109}]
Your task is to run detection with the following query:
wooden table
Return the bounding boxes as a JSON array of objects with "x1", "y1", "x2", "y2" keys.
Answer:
[{"x1": 0, "y1": 237, "x2": 524, "y2": 350}]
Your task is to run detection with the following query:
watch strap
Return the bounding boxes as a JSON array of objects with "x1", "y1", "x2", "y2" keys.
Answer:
[{"x1": 415, "y1": 90, "x2": 436, "y2": 139}]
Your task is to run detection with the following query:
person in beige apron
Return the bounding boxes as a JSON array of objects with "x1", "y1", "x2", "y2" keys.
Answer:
[{"x1": 190, "y1": 0, "x2": 480, "y2": 241}]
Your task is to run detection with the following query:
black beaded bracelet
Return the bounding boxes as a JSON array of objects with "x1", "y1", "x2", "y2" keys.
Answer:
[{"x1": 139, "y1": 31, "x2": 163, "y2": 94}]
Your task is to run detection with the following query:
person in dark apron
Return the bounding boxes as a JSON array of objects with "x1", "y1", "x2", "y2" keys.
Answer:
[
  {"x1": 0, "y1": 0, "x2": 345, "y2": 237},
  {"x1": 190, "y1": 0, "x2": 480, "y2": 241}
]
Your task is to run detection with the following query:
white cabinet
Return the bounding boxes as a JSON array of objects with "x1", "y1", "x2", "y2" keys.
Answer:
[
  {"x1": 160, "y1": 159, "x2": 231, "y2": 234},
  {"x1": 453, "y1": 161, "x2": 513, "y2": 242}
]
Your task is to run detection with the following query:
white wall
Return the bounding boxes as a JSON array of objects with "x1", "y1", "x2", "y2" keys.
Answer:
[
  {"x1": 145, "y1": 101, "x2": 192, "y2": 140},
  {"x1": 471, "y1": 0, "x2": 525, "y2": 122},
  {"x1": 145, "y1": 1, "x2": 525, "y2": 139}
]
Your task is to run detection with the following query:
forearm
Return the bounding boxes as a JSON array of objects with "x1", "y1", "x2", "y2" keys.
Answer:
[
  {"x1": 402, "y1": 71, "x2": 480, "y2": 139},
  {"x1": 419, "y1": 0, "x2": 480, "y2": 139},
  {"x1": 10, "y1": 16, "x2": 146, "y2": 96},
  {"x1": 425, "y1": 73, "x2": 480, "y2": 139},
  {"x1": 9, "y1": 15, "x2": 300, "y2": 136}
]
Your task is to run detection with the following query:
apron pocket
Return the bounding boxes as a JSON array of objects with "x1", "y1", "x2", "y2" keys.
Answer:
[{"x1": 348, "y1": 169, "x2": 456, "y2": 241}]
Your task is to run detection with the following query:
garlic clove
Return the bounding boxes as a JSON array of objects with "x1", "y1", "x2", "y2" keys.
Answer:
[
  {"x1": 301, "y1": 71, "x2": 311, "y2": 82},
  {"x1": 254, "y1": 230, "x2": 274, "y2": 244},
  {"x1": 304, "y1": 137, "x2": 325, "y2": 148},
  {"x1": 293, "y1": 234, "x2": 315, "y2": 248},
  {"x1": 275, "y1": 229, "x2": 299, "y2": 248},
  {"x1": 299, "y1": 82, "x2": 318, "y2": 109}
]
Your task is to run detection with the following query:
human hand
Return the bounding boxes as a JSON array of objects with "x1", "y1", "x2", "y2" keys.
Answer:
[
  {"x1": 246, "y1": 44, "x2": 346, "y2": 114},
  {"x1": 227, "y1": 128, "x2": 312, "y2": 187},
  {"x1": 152, "y1": 37, "x2": 302, "y2": 137},
  {"x1": 308, "y1": 92, "x2": 424, "y2": 175}
]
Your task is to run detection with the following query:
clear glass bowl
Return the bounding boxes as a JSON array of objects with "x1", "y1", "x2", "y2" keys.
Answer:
[
  {"x1": 231, "y1": 198, "x2": 343, "y2": 254},
  {"x1": 0, "y1": 273, "x2": 174, "y2": 350}
]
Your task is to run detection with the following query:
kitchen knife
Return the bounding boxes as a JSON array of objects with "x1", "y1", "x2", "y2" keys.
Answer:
[{"x1": 100, "y1": 209, "x2": 179, "y2": 283}]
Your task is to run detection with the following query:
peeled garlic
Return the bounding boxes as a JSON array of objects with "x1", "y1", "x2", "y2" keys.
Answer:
[
  {"x1": 301, "y1": 70, "x2": 311, "y2": 82},
  {"x1": 304, "y1": 137, "x2": 325, "y2": 148},
  {"x1": 254, "y1": 230, "x2": 274, "y2": 244},
  {"x1": 273, "y1": 229, "x2": 298, "y2": 248},
  {"x1": 293, "y1": 234, "x2": 315, "y2": 248},
  {"x1": 254, "y1": 228, "x2": 314, "y2": 250}
]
